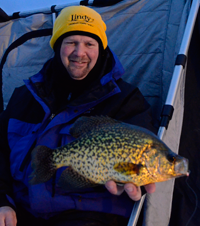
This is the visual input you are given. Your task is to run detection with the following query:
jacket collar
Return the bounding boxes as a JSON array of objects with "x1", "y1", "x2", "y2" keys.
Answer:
[
  {"x1": 29, "y1": 47, "x2": 124, "y2": 85},
  {"x1": 24, "y1": 47, "x2": 124, "y2": 115}
]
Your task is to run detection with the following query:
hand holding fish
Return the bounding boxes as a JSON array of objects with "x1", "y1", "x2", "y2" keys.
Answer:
[{"x1": 105, "y1": 180, "x2": 156, "y2": 201}]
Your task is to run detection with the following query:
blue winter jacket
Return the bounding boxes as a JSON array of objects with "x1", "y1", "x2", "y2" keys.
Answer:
[{"x1": 0, "y1": 48, "x2": 155, "y2": 219}]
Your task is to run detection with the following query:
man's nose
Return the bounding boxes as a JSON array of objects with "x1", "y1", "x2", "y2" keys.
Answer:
[{"x1": 74, "y1": 44, "x2": 85, "y2": 56}]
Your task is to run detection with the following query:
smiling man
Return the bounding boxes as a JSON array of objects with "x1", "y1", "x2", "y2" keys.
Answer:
[
  {"x1": 60, "y1": 35, "x2": 99, "y2": 80},
  {"x1": 0, "y1": 5, "x2": 156, "y2": 226}
]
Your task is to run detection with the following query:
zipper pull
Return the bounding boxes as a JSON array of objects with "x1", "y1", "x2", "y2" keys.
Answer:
[{"x1": 49, "y1": 113, "x2": 56, "y2": 120}]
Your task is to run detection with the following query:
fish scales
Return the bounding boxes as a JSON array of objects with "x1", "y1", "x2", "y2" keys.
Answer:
[
  {"x1": 30, "y1": 115, "x2": 189, "y2": 189},
  {"x1": 56, "y1": 131, "x2": 146, "y2": 184}
]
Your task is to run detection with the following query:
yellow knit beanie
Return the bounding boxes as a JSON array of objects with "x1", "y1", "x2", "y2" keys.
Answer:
[{"x1": 50, "y1": 6, "x2": 107, "y2": 50}]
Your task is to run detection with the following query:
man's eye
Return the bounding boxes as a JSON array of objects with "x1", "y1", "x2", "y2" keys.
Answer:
[
  {"x1": 65, "y1": 42, "x2": 75, "y2": 45},
  {"x1": 86, "y1": 43, "x2": 94, "y2": 47}
]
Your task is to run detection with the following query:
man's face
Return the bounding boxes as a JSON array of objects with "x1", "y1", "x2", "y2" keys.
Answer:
[{"x1": 60, "y1": 35, "x2": 99, "y2": 80}]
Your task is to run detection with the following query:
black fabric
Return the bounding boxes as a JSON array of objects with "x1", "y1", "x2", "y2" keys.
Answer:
[
  {"x1": 53, "y1": 31, "x2": 104, "y2": 51},
  {"x1": 175, "y1": 54, "x2": 187, "y2": 68},
  {"x1": 0, "y1": 8, "x2": 10, "y2": 22},
  {"x1": 93, "y1": 0, "x2": 123, "y2": 6},
  {"x1": 80, "y1": 0, "x2": 123, "y2": 7},
  {"x1": 16, "y1": 206, "x2": 128, "y2": 226},
  {"x1": 2, "y1": 78, "x2": 155, "y2": 131},
  {"x1": 12, "y1": 12, "x2": 20, "y2": 19},
  {"x1": 90, "y1": 79, "x2": 156, "y2": 132},
  {"x1": 0, "y1": 194, "x2": 15, "y2": 211},
  {"x1": 159, "y1": 104, "x2": 174, "y2": 129},
  {"x1": 169, "y1": 10, "x2": 200, "y2": 226}
]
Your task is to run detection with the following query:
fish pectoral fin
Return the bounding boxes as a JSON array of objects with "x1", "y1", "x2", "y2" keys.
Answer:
[
  {"x1": 58, "y1": 167, "x2": 98, "y2": 191},
  {"x1": 113, "y1": 162, "x2": 143, "y2": 175},
  {"x1": 29, "y1": 145, "x2": 56, "y2": 185}
]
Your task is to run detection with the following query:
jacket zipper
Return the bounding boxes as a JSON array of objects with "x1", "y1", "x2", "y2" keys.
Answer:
[
  {"x1": 49, "y1": 113, "x2": 55, "y2": 120},
  {"x1": 20, "y1": 79, "x2": 71, "y2": 172}
]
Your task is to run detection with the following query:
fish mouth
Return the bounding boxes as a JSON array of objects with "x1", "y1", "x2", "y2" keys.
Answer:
[{"x1": 174, "y1": 157, "x2": 189, "y2": 176}]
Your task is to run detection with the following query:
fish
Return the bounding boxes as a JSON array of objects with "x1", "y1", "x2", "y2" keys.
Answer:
[{"x1": 29, "y1": 115, "x2": 189, "y2": 190}]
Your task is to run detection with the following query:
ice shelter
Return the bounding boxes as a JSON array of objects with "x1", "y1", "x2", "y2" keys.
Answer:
[{"x1": 0, "y1": 0, "x2": 199, "y2": 225}]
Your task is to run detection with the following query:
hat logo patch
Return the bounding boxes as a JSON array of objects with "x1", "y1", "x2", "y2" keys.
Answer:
[{"x1": 70, "y1": 14, "x2": 94, "y2": 23}]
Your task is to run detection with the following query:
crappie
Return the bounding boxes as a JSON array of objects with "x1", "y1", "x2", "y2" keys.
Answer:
[{"x1": 30, "y1": 116, "x2": 189, "y2": 189}]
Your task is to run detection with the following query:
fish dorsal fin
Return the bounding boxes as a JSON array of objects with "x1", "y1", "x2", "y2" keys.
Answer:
[
  {"x1": 70, "y1": 115, "x2": 119, "y2": 138},
  {"x1": 114, "y1": 162, "x2": 143, "y2": 175}
]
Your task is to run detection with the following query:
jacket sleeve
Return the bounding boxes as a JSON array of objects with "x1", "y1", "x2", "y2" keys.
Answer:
[
  {"x1": 114, "y1": 85, "x2": 157, "y2": 134},
  {"x1": 0, "y1": 85, "x2": 45, "y2": 209},
  {"x1": 0, "y1": 84, "x2": 46, "y2": 210},
  {"x1": 94, "y1": 79, "x2": 157, "y2": 134}
]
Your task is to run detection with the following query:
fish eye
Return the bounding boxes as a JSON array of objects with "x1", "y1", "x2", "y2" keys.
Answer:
[{"x1": 167, "y1": 154, "x2": 176, "y2": 163}]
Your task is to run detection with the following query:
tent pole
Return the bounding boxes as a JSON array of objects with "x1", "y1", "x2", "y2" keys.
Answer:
[
  {"x1": 127, "y1": 195, "x2": 146, "y2": 226},
  {"x1": 158, "y1": 0, "x2": 199, "y2": 139},
  {"x1": 165, "y1": 0, "x2": 199, "y2": 107}
]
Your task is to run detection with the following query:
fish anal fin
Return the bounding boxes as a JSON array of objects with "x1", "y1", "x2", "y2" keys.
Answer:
[
  {"x1": 114, "y1": 162, "x2": 143, "y2": 176},
  {"x1": 58, "y1": 167, "x2": 98, "y2": 191}
]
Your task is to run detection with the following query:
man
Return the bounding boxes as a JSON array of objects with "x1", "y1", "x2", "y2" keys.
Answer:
[{"x1": 0, "y1": 5, "x2": 155, "y2": 226}]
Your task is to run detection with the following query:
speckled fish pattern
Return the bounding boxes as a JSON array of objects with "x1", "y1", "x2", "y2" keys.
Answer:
[{"x1": 30, "y1": 116, "x2": 189, "y2": 190}]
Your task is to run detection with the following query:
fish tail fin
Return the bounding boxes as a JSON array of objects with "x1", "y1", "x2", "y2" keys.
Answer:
[{"x1": 29, "y1": 145, "x2": 56, "y2": 185}]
